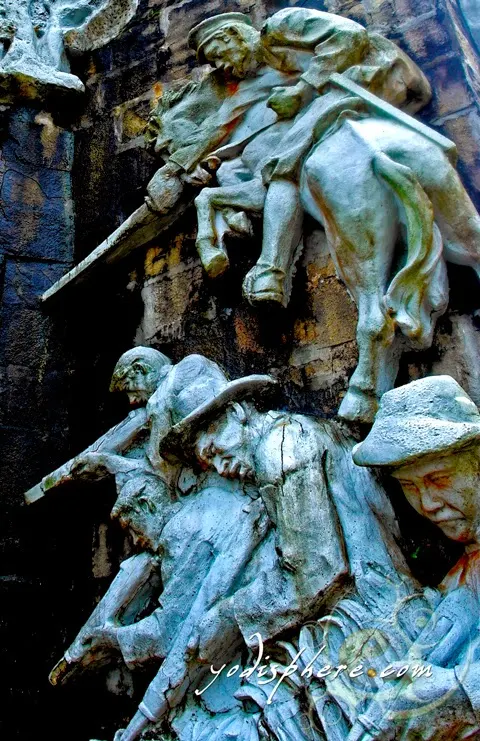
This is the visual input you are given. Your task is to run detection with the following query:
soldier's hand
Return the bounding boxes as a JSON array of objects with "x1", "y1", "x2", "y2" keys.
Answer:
[
  {"x1": 81, "y1": 621, "x2": 120, "y2": 651},
  {"x1": 267, "y1": 80, "x2": 313, "y2": 119},
  {"x1": 70, "y1": 452, "x2": 109, "y2": 479},
  {"x1": 145, "y1": 162, "x2": 184, "y2": 214},
  {"x1": 187, "y1": 597, "x2": 239, "y2": 664}
]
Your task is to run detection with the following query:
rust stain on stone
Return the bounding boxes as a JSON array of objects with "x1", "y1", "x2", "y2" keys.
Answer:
[
  {"x1": 293, "y1": 319, "x2": 318, "y2": 345},
  {"x1": 234, "y1": 314, "x2": 263, "y2": 353}
]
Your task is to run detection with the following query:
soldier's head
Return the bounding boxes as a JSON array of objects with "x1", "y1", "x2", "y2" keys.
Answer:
[
  {"x1": 353, "y1": 376, "x2": 480, "y2": 545},
  {"x1": 110, "y1": 347, "x2": 172, "y2": 407},
  {"x1": 194, "y1": 401, "x2": 256, "y2": 481},
  {"x1": 111, "y1": 475, "x2": 167, "y2": 550},
  {"x1": 157, "y1": 366, "x2": 277, "y2": 480},
  {"x1": 188, "y1": 13, "x2": 261, "y2": 79}
]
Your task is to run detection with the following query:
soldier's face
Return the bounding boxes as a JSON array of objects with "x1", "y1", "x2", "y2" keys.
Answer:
[
  {"x1": 119, "y1": 361, "x2": 157, "y2": 406},
  {"x1": 392, "y1": 448, "x2": 480, "y2": 543},
  {"x1": 114, "y1": 490, "x2": 162, "y2": 550},
  {"x1": 195, "y1": 408, "x2": 254, "y2": 481},
  {"x1": 202, "y1": 28, "x2": 255, "y2": 79}
]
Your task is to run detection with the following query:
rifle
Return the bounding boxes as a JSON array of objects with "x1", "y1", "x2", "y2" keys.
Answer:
[
  {"x1": 24, "y1": 407, "x2": 148, "y2": 505},
  {"x1": 50, "y1": 551, "x2": 162, "y2": 686}
]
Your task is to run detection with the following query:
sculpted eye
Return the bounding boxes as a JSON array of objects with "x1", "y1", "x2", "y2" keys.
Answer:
[
  {"x1": 199, "y1": 443, "x2": 214, "y2": 460},
  {"x1": 397, "y1": 480, "x2": 418, "y2": 492},
  {"x1": 138, "y1": 495, "x2": 154, "y2": 514},
  {"x1": 428, "y1": 474, "x2": 451, "y2": 488}
]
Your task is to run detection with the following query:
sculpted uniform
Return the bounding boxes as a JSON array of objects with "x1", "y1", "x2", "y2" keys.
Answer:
[
  {"x1": 351, "y1": 375, "x2": 480, "y2": 740},
  {"x1": 112, "y1": 357, "x2": 413, "y2": 667},
  {"x1": 168, "y1": 8, "x2": 430, "y2": 179}
]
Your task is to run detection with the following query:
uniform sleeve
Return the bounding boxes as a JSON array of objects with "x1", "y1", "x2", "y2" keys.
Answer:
[
  {"x1": 169, "y1": 84, "x2": 269, "y2": 171},
  {"x1": 261, "y1": 8, "x2": 369, "y2": 91},
  {"x1": 116, "y1": 611, "x2": 169, "y2": 668}
]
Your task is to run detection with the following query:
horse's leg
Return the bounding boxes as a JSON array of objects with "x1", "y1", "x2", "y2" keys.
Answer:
[
  {"x1": 194, "y1": 178, "x2": 266, "y2": 278},
  {"x1": 301, "y1": 135, "x2": 398, "y2": 423},
  {"x1": 340, "y1": 293, "x2": 397, "y2": 423},
  {"x1": 243, "y1": 179, "x2": 304, "y2": 307}
]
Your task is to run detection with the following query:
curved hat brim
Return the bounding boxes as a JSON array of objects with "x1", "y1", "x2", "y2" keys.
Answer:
[
  {"x1": 159, "y1": 375, "x2": 277, "y2": 463},
  {"x1": 188, "y1": 12, "x2": 252, "y2": 54},
  {"x1": 353, "y1": 416, "x2": 480, "y2": 468}
]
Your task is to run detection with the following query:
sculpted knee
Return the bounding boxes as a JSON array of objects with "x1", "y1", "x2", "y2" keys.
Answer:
[{"x1": 194, "y1": 190, "x2": 211, "y2": 208}]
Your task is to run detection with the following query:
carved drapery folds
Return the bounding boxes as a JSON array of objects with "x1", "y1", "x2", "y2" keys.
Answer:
[{"x1": 22, "y1": 5, "x2": 480, "y2": 741}]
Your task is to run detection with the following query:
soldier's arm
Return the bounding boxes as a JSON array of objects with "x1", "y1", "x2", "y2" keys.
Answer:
[{"x1": 262, "y1": 8, "x2": 369, "y2": 92}]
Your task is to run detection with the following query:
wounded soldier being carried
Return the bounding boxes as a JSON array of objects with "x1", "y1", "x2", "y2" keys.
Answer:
[{"x1": 145, "y1": 8, "x2": 480, "y2": 424}]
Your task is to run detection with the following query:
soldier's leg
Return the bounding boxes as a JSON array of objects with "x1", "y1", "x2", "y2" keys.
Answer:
[{"x1": 243, "y1": 179, "x2": 304, "y2": 307}]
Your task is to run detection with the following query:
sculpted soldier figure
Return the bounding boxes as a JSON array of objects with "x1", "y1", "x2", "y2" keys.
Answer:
[
  {"x1": 109, "y1": 358, "x2": 421, "y2": 741},
  {"x1": 350, "y1": 375, "x2": 480, "y2": 740},
  {"x1": 25, "y1": 346, "x2": 173, "y2": 505},
  {"x1": 29, "y1": 346, "x2": 424, "y2": 741},
  {"x1": 145, "y1": 9, "x2": 480, "y2": 423},
  {"x1": 41, "y1": 8, "x2": 480, "y2": 423},
  {"x1": 146, "y1": 8, "x2": 429, "y2": 285}
]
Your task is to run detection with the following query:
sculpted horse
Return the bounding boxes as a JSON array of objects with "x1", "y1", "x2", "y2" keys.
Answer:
[{"x1": 194, "y1": 102, "x2": 480, "y2": 423}]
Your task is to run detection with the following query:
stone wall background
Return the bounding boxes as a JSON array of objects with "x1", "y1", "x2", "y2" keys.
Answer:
[{"x1": 1, "y1": 0, "x2": 480, "y2": 738}]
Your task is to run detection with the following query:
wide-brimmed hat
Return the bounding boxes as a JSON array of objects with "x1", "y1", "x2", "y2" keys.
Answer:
[
  {"x1": 157, "y1": 354, "x2": 277, "y2": 463},
  {"x1": 353, "y1": 375, "x2": 480, "y2": 468},
  {"x1": 188, "y1": 13, "x2": 252, "y2": 61}
]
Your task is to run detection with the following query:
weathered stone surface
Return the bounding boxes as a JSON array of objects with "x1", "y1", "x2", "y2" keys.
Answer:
[
  {"x1": 4, "y1": 1, "x2": 480, "y2": 740},
  {"x1": 0, "y1": 0, "x2": 139, "y2": 106},
  {"x1": 352, "y1": 376, "x2": 480, "y2": 737}
]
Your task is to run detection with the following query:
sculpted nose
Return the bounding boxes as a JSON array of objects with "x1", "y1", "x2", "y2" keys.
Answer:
[{"x1": 419, "y1": 486, "x2": 443, "y2": 514}]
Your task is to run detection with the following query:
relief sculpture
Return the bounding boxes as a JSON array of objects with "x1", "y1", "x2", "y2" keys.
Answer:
[
  {"x1": 44, "y1": 7, "x2": 480, "y2": 422},
  {"x1": 19, "y1": 5, "x2": 480, "y2": 741},
  {"x1": 174, "y1": 9, "x2": 480, "y2": 423},
  {"x1": 26, "y1": 347, "x2": 445, "y2": 741},
  {"x1": 0, "y1": 0, "x2": 139, "y2": 104},
  {"x1": 350, "y1": 375, "x2": 480, "y2": 739}
]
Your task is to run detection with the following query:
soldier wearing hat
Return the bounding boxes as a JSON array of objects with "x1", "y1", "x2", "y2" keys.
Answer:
[
  {"x1": 165, "y1": 8, "x2": 430, "y2": 304},
  {"x1": 349, "y1": 375, "x2": 480, "y2": 740},
  {"x1": 83, "y1": 353, "x2": 415, "y2": 741}
]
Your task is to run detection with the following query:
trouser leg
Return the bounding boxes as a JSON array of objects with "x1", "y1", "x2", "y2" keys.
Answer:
[{"x1": 243, "y1": 179, "x2": 304, "y2": 307}]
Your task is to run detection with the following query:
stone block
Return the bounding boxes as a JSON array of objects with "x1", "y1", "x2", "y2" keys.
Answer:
[
  {"x1": 5, "y1": 108, "x2": 74, "y2": 172},
  {"x1": 426, "y1": 55, "x2": 475, "y2": 118},
  {"x1": 394, "y1": 11, "x2": 452, "y2": 64},
  {"x1": 440, "y1": 108, "x2": 480, "y2": 205},
  {"x1": 0, "y1": 199, "x2": 74, "y2": 262},
  {"x1": 0, "y1": 306, "x2": 50, "y2": 368},
  {"x1": 309, "y1": 276, "x2": 358, "y2": 350},
  {"x1": 1, "y1": 260, "x2": 70, "y2": 308},
  {"x1": 393, "y1": 0, "x2": 436, "y2": 22}
]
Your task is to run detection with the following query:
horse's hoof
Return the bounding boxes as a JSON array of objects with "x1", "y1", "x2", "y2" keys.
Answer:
[
  {"x1": 196, "y1": 238, "x2": 229, "y2": 278},
  {"x1": 338, "y1": 388, "x2": 378, "y2": 424},
  {"x1": 243, "y1": 263, "x2": 290, "y2": 307}
]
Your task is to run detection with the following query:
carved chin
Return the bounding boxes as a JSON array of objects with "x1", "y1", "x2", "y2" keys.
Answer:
[{"x1": 438, "y1": 519, "x2": 472, "y2": 542}]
